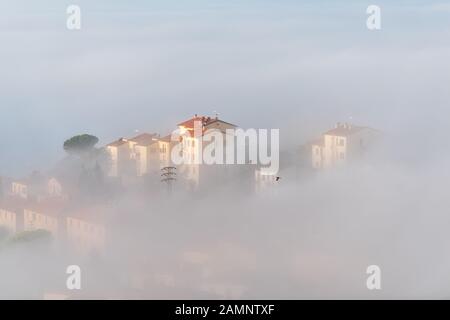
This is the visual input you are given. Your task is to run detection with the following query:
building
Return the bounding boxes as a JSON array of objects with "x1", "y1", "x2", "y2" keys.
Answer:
[
  {"x1": 22, "y1": 199, "x2": 66, "y2": 238},
  {"x1": 9, "y1": 174, "x2": 64, "y2": 201},
  {"x1": 66, "y1": 206, "x2": 106, "y2": 255},
  {"x1": 175, "y1": 115, "x2": 237, "y2": 189},
  {"x1": 106, "y1": 133, "x2": 172, "y2": 178},
  {"x1": 311, "y1": 122, "x2": 379, "y2": 169},
  {"x1": 0, "y1": 197, "x2": 26, "y2": 234},
  {"x1": 106, "y1": 137, "x2": 135, "y2": 177},
  {"x1": 103, "y1": 115, "x2": 257, "y2": 191},
  {"x1": 132, "y1": 134, "x2": 172, "y2": 176},
  {"x1": 47, "y1": 178, "x2": 63, "y2": 197},
  {"x1": 11, "y1": 181, "x2": 28, "y2": 199}
]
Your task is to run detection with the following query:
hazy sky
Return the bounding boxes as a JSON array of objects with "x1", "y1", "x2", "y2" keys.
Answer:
[{"x1": 1, "y1": 0, "x2": 450, "y2": 175}]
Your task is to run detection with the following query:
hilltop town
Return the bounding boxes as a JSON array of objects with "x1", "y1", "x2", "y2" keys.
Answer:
[{"x1": 0, "y1": 115, "x2": 380, "y2": 257}]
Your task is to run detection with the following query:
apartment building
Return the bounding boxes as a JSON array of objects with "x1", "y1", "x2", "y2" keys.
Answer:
[
  {"x1": 106, "y1": 133, "x2": 172, "y2": 178},
  {"x1": 23, "y1": 199, "x2": 66, "y2": 238},
  {"x1": 175, "y1": 115, "x2": 237, "y2": 189},
  {"x1": 312, "y1": 122, "x2": 379, "y2": 169},
  {"x1": 66, "y1": 206, "x2": 106, "y2": 255}
]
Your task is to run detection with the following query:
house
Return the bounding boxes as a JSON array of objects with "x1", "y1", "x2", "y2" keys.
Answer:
[
  {"x1": 0, "y1": 197, "x2": 26, "y2": 234},
  {"x1": 9, "y1": 173, "x2": 64, "y2": 201},
  {"x1": 11, "y1": 181, "x2": 29, "y2": 199},
  {"x1": 9, "y1": 171, "x2": 46, "y2": 200},
  {"x1": 47, "y1": 178, "x2": 63, "y2": 197},
  {"x1": 311, "y1": 122, "x2": 379, "y2": 169},
  {"x1": 66, "y1": 206, "x2": 106, "y2": 255},
  {"x1": 175, "y1": 115, "x2": 237, "y2": 189},
  {"x1": 131, "y1": 133, "x2": 172, "y2": 176},
  {"x1": 0, "y1": 207, "x2": 16, "y2": 233},
  {"x1": 106, "y1": 138, "x2": 134, "y2": 177},
  {"x1": 106, "y1": 132, "x2": 172, "y2": 178},
  {"x1": 104, "y1": 115, "x2": 243, "y2": 189},
  {"x1": 23, "y1": 199, "x2": 66, "y2": 238}
]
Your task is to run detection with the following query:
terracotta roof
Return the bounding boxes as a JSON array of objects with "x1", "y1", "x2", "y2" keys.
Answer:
[
  {"x1": 177, "y1": 116, "x2": 236, "y2": 129},
  {"x1": 160, "y1": 135, "x2": 173, "y2": 143},
  {"x1": 205, "y1": 118, "x2": 237, "y2": 128},
  {"x1": 129, "y1": 133, "x2": 158, "y2": 146},
  {"x1": 107, "y1": 138, "x2": 129, "y2": 147}
]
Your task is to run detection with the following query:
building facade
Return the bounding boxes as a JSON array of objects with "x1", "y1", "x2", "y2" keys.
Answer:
[{"x1": 312, "y1": 123, "x2": 379, "y2": 169}]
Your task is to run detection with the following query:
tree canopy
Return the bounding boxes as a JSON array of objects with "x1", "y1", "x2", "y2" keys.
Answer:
[
  {"x1": 63, "y1": 134, "x2": 99, "y2": 155},
  {"x1": 8, "y1": 229, "x2": 52, "y2": 244}
]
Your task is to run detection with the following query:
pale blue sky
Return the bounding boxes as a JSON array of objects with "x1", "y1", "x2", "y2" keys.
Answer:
[{"x1": 1, "y1": 0, "x2": 450, "y2": 175}]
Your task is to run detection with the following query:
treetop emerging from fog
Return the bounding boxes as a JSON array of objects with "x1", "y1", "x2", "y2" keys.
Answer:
[{"x1": 63, "y1": 134, "x2": 99, "y2": 156}]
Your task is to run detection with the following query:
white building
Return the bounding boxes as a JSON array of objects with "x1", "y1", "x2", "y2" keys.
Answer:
[
  {"x1": 106, "y1": 133, "x2": 172, "y2": 178},
  {"x1": 175, "y1": 115, "x2": 237, "y2": 189},
  {"x1": 312, "y1": 123, "x2": 379, "y2": 169}
]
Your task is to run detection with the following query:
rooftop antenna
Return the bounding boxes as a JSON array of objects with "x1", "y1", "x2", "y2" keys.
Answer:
[{"x1": 213, "y1": 110, "x2": 219, "y2": 119}]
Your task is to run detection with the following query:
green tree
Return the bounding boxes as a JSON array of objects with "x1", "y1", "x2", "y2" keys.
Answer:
[
  {"x1": 8, "y1": 229, "x2": 52, "y2": 244},
  {"x1": 63, "y1": 134, "x2": 99, "y2": 156}
]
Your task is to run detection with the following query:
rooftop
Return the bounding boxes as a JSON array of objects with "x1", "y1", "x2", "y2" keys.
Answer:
[
  {"x1": 129, "y1": 133, "x2": 158, "y2": 146},
  {"x1": 177, "y1": 115, "x2": 236, "y2": 129},
  {"x1": 106, "y1": 138, "x2": 129, "y2": 147},
  {"x1": 324, "y1": 123, "x2": 366, "y2": 137}
]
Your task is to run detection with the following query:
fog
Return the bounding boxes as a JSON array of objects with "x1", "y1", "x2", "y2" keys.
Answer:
[{"x1": 1, "y1": 0, "x2": 450, "y2": 299}]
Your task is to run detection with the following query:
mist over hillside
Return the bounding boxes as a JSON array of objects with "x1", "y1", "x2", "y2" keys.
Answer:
[{"x1": 1, "y1": 0, "x2": 450, "y2": 299}]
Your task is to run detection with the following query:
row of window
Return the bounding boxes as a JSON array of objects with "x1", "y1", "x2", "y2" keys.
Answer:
[{"x1": 0, "y1": 210, "x2": 15, "y2": 220}]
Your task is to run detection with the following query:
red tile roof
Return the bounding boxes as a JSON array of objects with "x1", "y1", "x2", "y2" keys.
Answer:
[
  {"x1": 129, "y1": 133, "x2": 158, "y2": 146},
  {"x1": 159, "y1": 135, "x2": 173, "y2": 142},
  {"x1": 107, "y1": 138, "x2": 129, "y2": 147},
  {"x1": 177, "y1": 116, "x2": 236, "y2": 129}
]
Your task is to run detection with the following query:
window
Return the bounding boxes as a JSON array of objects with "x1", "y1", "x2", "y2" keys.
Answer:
[
  {"x1": 339, "y1": 152, "x2": 345, "y2": 160},
  {"x1": 339, "y1": 138, "x2": 345, "y2": 146}
]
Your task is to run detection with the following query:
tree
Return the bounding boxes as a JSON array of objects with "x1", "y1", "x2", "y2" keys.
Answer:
[
  {"x1": 8, "y1": 229, "x2": 52, "y2": 244},
  {"x1": 63, "y1": 134, "x2": 99, "y2": 156}
]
